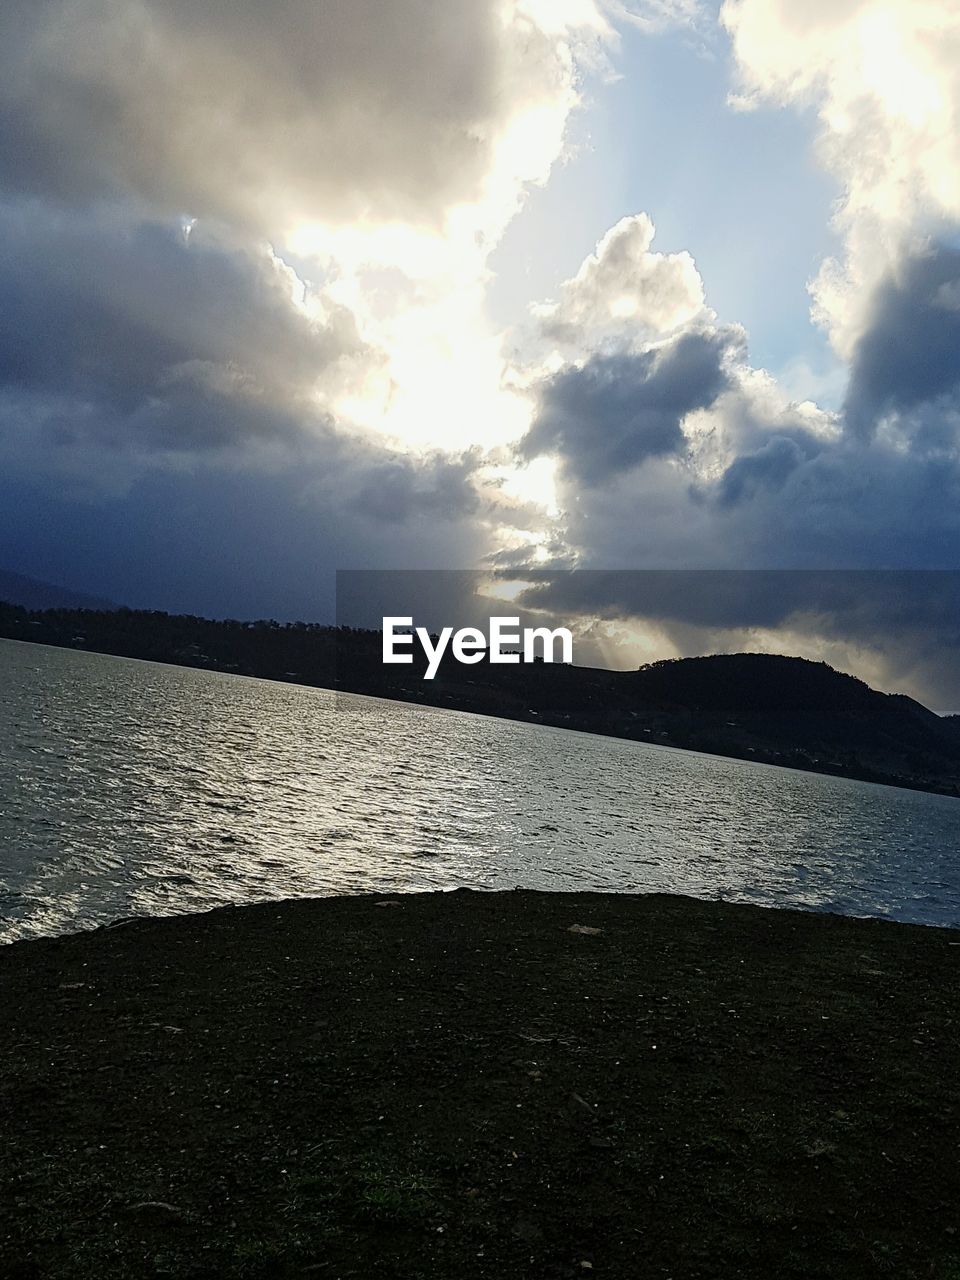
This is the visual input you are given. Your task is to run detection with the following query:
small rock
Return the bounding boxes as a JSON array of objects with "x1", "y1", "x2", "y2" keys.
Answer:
[
  {"x1": 512, "y1": 1217, "x2": 542, "y2": 1243},
  {"x1": 567, "y1": 925, "x2": 603, "y2": 936},
  {"x1": 124, "y1": 1201, "x2": 186, "y2": 1219},
  {"x1": 569, "y1": 1092, "x2": 596, "y2": 1119}
]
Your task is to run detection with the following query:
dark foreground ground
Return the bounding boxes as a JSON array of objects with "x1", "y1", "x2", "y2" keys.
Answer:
[{"x1": 3, "y1": 891, "x2": 960, "y2": 1279}]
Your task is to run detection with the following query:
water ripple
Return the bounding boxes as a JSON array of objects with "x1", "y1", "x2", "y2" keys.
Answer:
[{"x1": 2, "y1": 638, "x2": 960, "y2": 942}]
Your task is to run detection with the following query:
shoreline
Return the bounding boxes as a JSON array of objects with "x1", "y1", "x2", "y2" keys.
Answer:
[{"x1": 4, "y1": 889, "x2": 960, "y2": 1277}]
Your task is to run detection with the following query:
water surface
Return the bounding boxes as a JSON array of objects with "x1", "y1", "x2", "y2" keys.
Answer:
[{"x1": 2, "y1": 638, "x2": 960, "y2": 942}]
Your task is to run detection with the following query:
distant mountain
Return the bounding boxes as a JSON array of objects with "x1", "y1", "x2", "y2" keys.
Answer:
[
  {"x1": 0, "y1": 570, "x2": 118, "y2": 612},
  {"x1": 629, "y1": 653, "x2": 950, "y2": 745},
  {"x1": 632, "y1": 652, "x2": 887, "y2": 714},
  {"x1": 0, "y1": 602, "x2": 958, "y2": 797},
  {"x1": 621, "y1": 654, "x2": 960, "y2": 784}
]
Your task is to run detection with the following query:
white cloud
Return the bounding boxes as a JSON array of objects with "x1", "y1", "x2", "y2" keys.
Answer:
[
  {"x1": 531, "y1": 213, "x2": 708, "y2": 344},
  {"x1": 722, "y1": 0, "x2": 960, "y2": 355},
  {"x1": 611, "y1": 0, "x2": 713, "y2": 36},
  {"x1": 0, "y1": 0, "x2": 603, "y2": 242}
]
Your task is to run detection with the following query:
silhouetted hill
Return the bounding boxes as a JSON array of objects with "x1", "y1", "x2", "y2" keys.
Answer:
[
  {"x1": 0, "y1": 569, "x2": 117, "y2": 612},
  {"x1": 632, "y1": 653, "x2": 875, "y2": 714},
  {"x1": 0, "y1": 602, "x2": 958, "y2": 797},
  {"x1": 619, "y1": 655, "x2": 960, "y2": 789}
]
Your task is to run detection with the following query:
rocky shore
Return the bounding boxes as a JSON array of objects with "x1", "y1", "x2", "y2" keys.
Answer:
[{"x1": 3, "y1": 890, "x2": 960, "y2": 1278}]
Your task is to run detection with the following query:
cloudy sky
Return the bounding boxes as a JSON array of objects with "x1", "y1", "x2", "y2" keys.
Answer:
[{"x1": 3, "y1": 0, "x2": 960, "y2": 702}]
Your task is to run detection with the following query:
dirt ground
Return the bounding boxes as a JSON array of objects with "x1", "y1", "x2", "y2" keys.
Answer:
[{"x1": 2, "y1": 889, "x2": 960, "y2": 1278}]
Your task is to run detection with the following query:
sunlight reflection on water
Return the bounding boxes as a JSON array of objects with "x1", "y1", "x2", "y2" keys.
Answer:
[{"x1": 2, "y1": 638, "x2": 960, "y2": 941}]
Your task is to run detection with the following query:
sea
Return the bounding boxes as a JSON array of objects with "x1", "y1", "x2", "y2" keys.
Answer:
[{"x1": 2, "y1": 637, "x2": 960, "y2": 943}]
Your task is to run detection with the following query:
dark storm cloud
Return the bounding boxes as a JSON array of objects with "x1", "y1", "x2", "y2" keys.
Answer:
[
  {"x1": 0, "y1": 204, "x2": 366, "y2": 449},
  {"x1": 348, "y1": 453, "x2": 482, "y2": 524},
  {"x1": 517, "y1": 236, "x2": 960, "y2": 584},
  {"x1": 534, "y1": 418, "x2": 960, "y2": 577},
  {"x1": 845, "y1": 241, "x2": 960, "y2": 437},
  {"x1": 0, "y1": 200, "x2": 483, "y2": 530},
  {"x1": 716, "y1": 433, "x2": 820, "y2": 508},
  {"x1": 0, "y1": 0, "x2": 558, "y2": 233},
  {"x1": 515, "y1": 569, "x2": 960, "y2": 639},
  {"x1": 0, "y1": 448, "x2": 492, "y2": 622},
  {"x1": 0, "y1": 197, "x2": 490, "y2": 607},
  {"x1": 521, "y1": 328, "x2": 740, "y2": 485}
]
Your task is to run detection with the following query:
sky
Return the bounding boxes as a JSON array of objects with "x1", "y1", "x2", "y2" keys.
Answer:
[{"x1": 2, "y1": 0, "x2": 960, "y2": 704}]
